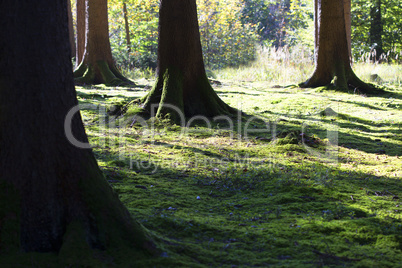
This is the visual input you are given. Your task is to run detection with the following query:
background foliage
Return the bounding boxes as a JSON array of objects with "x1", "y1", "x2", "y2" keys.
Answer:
[{"x1": 97, "y1": 0, "x2": 401, "y2": 71}]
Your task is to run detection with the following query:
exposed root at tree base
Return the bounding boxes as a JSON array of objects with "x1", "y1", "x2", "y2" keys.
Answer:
[{"x1": 74, "y1": 60, "x2": 135, "y2": 87}]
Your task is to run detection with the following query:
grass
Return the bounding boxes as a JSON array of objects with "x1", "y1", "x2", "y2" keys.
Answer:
[{"x1": 73, "y1": 61, "x2": 402, "y2": 266}]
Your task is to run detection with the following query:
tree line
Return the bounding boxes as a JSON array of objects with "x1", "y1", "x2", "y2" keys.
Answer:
[{"x1": 74, "y1": 0, "x2": 401, "y2": 70}]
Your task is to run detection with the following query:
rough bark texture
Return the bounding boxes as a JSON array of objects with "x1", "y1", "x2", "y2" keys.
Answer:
[
  {"x1": 302, "y1": 0, "x2": 380, "y2": 93},
  {"x1": 0, "y1": 0, "x2": 155, "y2": 258},
  {"x1": 76, "y1": 0, "x2": 85, "y2": 66},
  {"x1": 142, "y1": 0, "x2": 235, "y2": 120},
  {"x1": 74, "y1": 0, "x2": 132, "y2": 85},
  {"x1": 343, "y1": 0, "x2": 352, "y2": 63}
]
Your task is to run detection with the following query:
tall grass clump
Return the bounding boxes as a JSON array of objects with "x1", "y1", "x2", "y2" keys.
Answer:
[
  {"x1": 353, "y1": 50, "x2": 402, "y2": 88},
  {"x1": 215, "y1": 45, "x2": 401, "y2": 88},
  {"x1": 215, "y1": 45, "x2": 314, "y2": 85}
]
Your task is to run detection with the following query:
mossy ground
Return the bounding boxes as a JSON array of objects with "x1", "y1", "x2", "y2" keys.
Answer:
[
  {"x1": 69, "y1": 77, "x2": 402, "y2": 267},
  {"x1": 3, "y1": 75, "x2": 400, "y2": 266}
]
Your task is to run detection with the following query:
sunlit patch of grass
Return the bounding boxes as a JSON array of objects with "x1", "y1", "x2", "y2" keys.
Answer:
[
  {"x1": 71, "y1": 68, "x2": 402, "y2": 266},
  {"x1": 213, "y1": 45, "x2": 402, "y2": 90}
]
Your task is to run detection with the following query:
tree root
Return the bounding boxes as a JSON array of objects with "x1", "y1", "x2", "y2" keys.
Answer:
[{"x1": 74, "y1": 60, "x2": 134, "y2": 86}]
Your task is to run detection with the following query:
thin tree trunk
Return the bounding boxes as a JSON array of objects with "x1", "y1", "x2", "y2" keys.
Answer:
[
  {"x1": 67, "y1": 0, "x2": 76, "y2": 59},
  {"x1": 141, "y1": 0, "x2": 235, "y2": 120},
  {"x1": 123, "y1": 2, "x2": 131, "y2": 54},
  {"x1": 369, "y1": 0, "x2": 384, "y2": 61},
  {"x1": 301, "y1": 0, "x2": 380, "y2": 94},
  {"x1": 0, "y1": 0, "x2": 155, "y2": 257},
  {"x1": 314, "y1": 0, "x2": 319, "y2": 63},
  {"x1": 76, "y1": 0, "x2": 85, "y2": 67}
]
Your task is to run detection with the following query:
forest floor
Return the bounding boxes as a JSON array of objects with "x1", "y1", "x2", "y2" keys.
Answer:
[{"x1": 76, "y1": 77, "x2": 402, "y2": 267}]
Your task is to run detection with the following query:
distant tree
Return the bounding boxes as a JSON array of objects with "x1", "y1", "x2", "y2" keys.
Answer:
[
  {"x1": 74, "y1": 0, "x2": 132, "y2": 85},
  {"x1": 141, "y1": 0, "x2": 235, "y2": 120},
  {"x1": 352, "y1": 0, "x2": 401, "y2": 63},
  {"x1": 67, "y1": 0, "x2": 76, "y2": 58},
  {"x1": 76, "y1": 0, "x2": 85, "y2": 66},
  {"x1": 242, "y1": 0, "x2": 291, "y2": 47},
  {"x1": 301, "y1": 0, "x2": 380, "y2": 93},
  {"x1": 369, "y1": 0, "x2": 384, "y2": 61},
  {"x1": 123, "y1": 1, "x2": 131, "y2": 54},
  {"x1": 0, "y1": 0, "x2": 155, "y2": 259}
]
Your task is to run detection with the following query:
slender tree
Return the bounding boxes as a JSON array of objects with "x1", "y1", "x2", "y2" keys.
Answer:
[
  {"x1": 141, "y1": 0, "x2": 235, "y2": 120},
  {"x1": 369, "y1": 0, "x2": 384, "y2": 61},
  {"x1": 301, "y1": 0, "x2": 381, "y2": 93},
  {"x1": 67, "y1": 0, "x2": 76, "y2": 58},
  {"x1": 76, "y1": 0, "x2": 86, "y2": 67},
  {"x1": 74, "y1": 0, "x2": 132, "y2": 85},
  {"x1": 123, "y1": 1, "x2": 132, "y2": 54},
  {"x1": 0, "y1": 0, "x2": 155, "y2": 261}
]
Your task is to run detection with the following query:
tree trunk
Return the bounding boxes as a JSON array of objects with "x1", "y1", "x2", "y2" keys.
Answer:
[
  {"x1": 74, "y1": 0, "x2": 133, "y2": 86},
  {"x1": 369, "y1": 0, "x2": 384, "y2": 61},
  {"x1": 142, "y1": 0, "x2": 235, "y2": 121},
  {"x1": 0, "y1": 0, "x2": 155, "y2": 259},
  {"x1": 301, "y1": 0, "x2": 380, "y2": 93},
  {"x1": 76, "y1": 0, "x2": 85, "y2": 67},
  {"x1": 344, "y1": 0, "x2": 352, "y2": 64},
  {"x1": 67, "y1": 0, "x2": 76, "y2": 59},
  {"x1": 123, "y1": 2, "x2": 131, "y2": 54}
]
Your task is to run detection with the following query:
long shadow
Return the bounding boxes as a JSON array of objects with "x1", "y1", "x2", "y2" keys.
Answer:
[
  {"x1": 253, "y1": 109, "x2": 401, "y2": 156},
  {"x1": 100, "y1": 139, "x2": 402, "y2": 266}
]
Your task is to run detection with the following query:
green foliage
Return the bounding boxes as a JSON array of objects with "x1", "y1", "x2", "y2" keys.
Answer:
[
  {"x1": 352, "y1": 0, "x2": 402, "y2": 63},
  {"x1": 108, "y1": 0, "x2": 159, "y2": 69},
  {"x1": 107, "y1": 0, "x2": 258, "y2": 71},
  {"x1": 284, "y1": 0, "x2": 314, "y2": 51},
  {"x1": 242, "y1": 0, "x2": 292, "y2": 47},
  {"x1": 197, "y1": 0, "x2": 259, "y2": 69}
]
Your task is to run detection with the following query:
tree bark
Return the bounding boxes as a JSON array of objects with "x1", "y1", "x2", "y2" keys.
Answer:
[
  {"x1": 142, "y1": 0, "x2": 235, "y2": 120},
  {"x1": 74, "y1": 0, "x2": 133, "y2": 86},
  {"x1": 0, "y1": 0, "x2": 155, "y2": 258},
  {"x1": 76, "y1": 0, "x2": 85, "y2": 66},
  {"x1": 301, "y1": 0, "x2": 380, "y2": 93},
  {"x1": 67, "y1": 0, "x2": 76, "y2": 59},
  {"x1": 344, "y1": 0, "x2": 352, "y2": 63},
  {"x1": 369, "y1": 0, "x2": 384, "y2": 61},
  {"x1": 123, "y1": 1, "x2": 131, "y2": 54}
]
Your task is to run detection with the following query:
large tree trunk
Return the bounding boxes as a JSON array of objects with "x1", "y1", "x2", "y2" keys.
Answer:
[
  {"x1": 301, "y1": 0, "x2": 380, "y2": 93},
  {"x1": 0, "y1": 0, "x2": 155, "y2": 259},
  {"x1": 74, "y1": 0, "x2": 133, "y2": 86},
  {"x1": 142, "y1": 0, "x2": 235, "y2": 120},
  {"x1": 76, "y1": 0, "x2": 86, "y2": 67},
  {"x1": 344, "y1": 0, "x2": 352, "y2": 63}
]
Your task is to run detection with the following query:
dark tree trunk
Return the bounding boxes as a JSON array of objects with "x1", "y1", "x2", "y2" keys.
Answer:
[
  {"x1": 74, "y1": 0, "x2": 133, "y2": 86},
  {"x1": 344, "y1": 0, "x2": 352, "y2": 63},
  {"x1": 302, "y1": 0, "x2": 380, "y2": 93},
  {"x1": 0, "y1": 0, "x2": 155, "y2": 258},
  {"x1": 142, "y1": 0, "x2": 235, "y2": 120},
  {"x1": 369, "y1": 0, "x2": 384, "y2": 61},
  {"x1": 123, "y1": 2, "x2": 131, "y2": 54},
  {"x1": 67, "y1": 0, "x2": 76, "y2": 59},
  {"x1": 76, "y1": 0, "x2": 85, "y2": 67}
]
